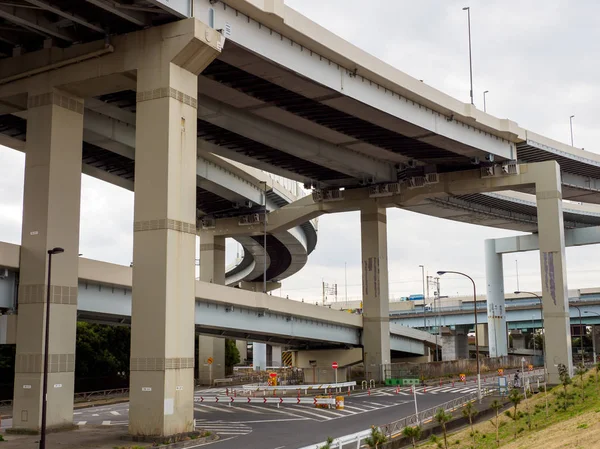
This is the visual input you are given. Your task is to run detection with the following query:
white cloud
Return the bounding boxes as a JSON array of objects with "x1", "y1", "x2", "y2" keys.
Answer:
[{"x1": 2, "y1": 0, "x2": 600, "y2": 302}]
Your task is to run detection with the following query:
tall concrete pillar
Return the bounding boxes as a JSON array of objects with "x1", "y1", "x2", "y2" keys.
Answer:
[
  {"x1": 128, "y1": 62, "x2": 201, "y2": 437},
  {"x1": 535, "y1": 163, "x2": 572, "y2": 382},
  {"x1": 253, "y1": 343, "x2": 267, "y2": 371},
  {"x1": 360, "y1": 204, "x2": 390, "y2": 381},
  {"x1": 236, "y1": 340, "x2": 248, "y2": 364},
  {"x1": 199, "y1": 233, "x2": 225, "y2": 284},
  {"x1": 441, "y1": 327, "x2": 469, "y2": 361},
  {"x1": 485, "y1": 239, "x2": 508, "y2": 357},
  {"x1": 12, "y1": 89, "x2": 83, "y2": 432},
  {"x1": 197, "y1": 336, "x2": 225, "y2": 385},
  {"x1": 270, "y1": 345, "x2": 282, "y2": 367}
]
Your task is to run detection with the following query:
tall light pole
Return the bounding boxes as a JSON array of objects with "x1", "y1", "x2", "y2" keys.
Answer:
[
  {"x1": 40, "y1": 247, "x2": 65, "y2": 449},
  {"x1": 569, "y1": 115, "x2": 575, "y2": 147},
  {"x1": 438, "y1": 270, "x2": 481, "y2": 401},
  {"x1": 483, "y1": 90, "x2": 489, "y2": 112},
  {"x1": 463, "y1": 6, "x2": 474, "y2": 105},
  {"x1": 260, "y1": 181, "x2": 268, "y2": 293},
  {"x1": 419, "y1": 265, "x2": 426, "y2": 332},
  {"x1": 515, "y1": 291, "x2": 546, "y2": 380},
  {"x1": 571, "y1": 304, "x2": 585, "y2": 366},
  {"x1": 584, "y1": 311, "x2": 599, "y2": 363}
]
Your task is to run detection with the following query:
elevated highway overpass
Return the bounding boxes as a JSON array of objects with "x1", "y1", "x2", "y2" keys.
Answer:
[
  {"x1": 0, "y1": 0, "x2": 599, "y2": 435},
  {"x1": 0, "y1": 242, "x2": 435, "y2": 355}
]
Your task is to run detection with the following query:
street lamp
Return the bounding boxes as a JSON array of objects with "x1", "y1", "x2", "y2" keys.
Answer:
[
  {"x1": 438, "y1": 270, "x2": 481, "y2": 401},
  {"x1": 40, "y1": 247, "x2": 65, "y2": 449},
  {"x1": 569, "y1": 115, "x2": 575, "y2": 147},
  {"x1": 259, "y1": 181, "x2": 268, "y2": 293},
  {"x1": 483, "y1": 90, "x2": 489, "y2": 112},
  {"x1": 571, "y1": 304, "x2": 585, "y2": 366},
  {"x1": 515, "y1": 291, "x2": 546, "y2": 380},
  {"x1": 462, "y1": 6, "x2": 474, "y2": 105},
  {"x1": 584, "y1": 311, "x2": 599, "y2": 363},
  {"x1": 419, "y1": 265, "x2": 426, "y2": 332}
]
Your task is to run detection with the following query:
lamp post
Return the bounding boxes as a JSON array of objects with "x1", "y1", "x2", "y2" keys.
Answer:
[
  {"x1": 419, "y1": 265, "x2": 426, "y2": 332},
  {"x1": 515, "y1": 291, "x2": 546, "y2": 380},
  {"x1": 462, "y1": 6, "x2": 474, "y2": 105},
  {"x1": 483, "y1": 90, "x2": 489, "y2": 112},
  {"x1": 260, "y1": 181, "x2": 268, "y2": 293},
  {"x1": 571, "y1": 304, "x2": 585, "y2": 366},
  {"x1": 438, "y1": 270, "x2": 481, "y2": 401},
  {"x1": 569, "y1": 115, "x2": 575, "y2": 147},
  {"x1": 584, "y1": 311, "x2": 599, "y2": 364},
  {"x1": 40, "y1": 247, "x2": 65, "y2": 449}
]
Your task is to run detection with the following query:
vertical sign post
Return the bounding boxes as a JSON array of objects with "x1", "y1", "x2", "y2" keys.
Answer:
[{"x1": 332, "y1": 362, "x2": 338, "y2": 390}]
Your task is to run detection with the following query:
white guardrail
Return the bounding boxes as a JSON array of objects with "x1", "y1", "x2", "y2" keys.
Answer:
[
  {"x1": 298, "y1": 388, "x2": 497, "y2": 449},
  {"x1": 241, "y1": 381, "x2": 356, "y2": 394}
]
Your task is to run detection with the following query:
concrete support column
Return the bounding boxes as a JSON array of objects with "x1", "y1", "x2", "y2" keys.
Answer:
[
  {"x1": 535, "y1": 163, "x2": 573, "y2": 382},
  {"x1": 236, "y1": 340, "x2": 248, "y2": 364},
  {"x1": 129, "y1": 63, "x2": 200, "y2": 437},
  {"x1": 197, "y1": 336, "x2": 225, "y2": 385},
  {"x1": 253, "y1": 343, "x2": 267, "y2": 371},
  {"x1": 476, "y1": 324, "x2": 489, "y2": 348},
  {"x1": 360, "y1": 204, "x2": 390, "y2": 381},
  {"x1": 441, "y1": 328, "x2": 469, "y2": 361},
  {"x1": 485, "y1": 239, "x2": 508, "y2": 357},
  {"x1": 198, "y1": 233, "x2": 225, "y2": 284},
  {"x1": 12, "y1": 89, "x2": 83, "y2": 432},
  {"x1": 270, "y1": 345, "x2": 282, "y2": 367},
  {"x1": 592, "y1": 325, "x2": 599, "y2": 363}
]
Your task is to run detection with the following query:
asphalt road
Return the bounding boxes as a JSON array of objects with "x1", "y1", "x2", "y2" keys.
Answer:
[{"x1": 1, "y1": 383, "x2": 487, "y2": 448}]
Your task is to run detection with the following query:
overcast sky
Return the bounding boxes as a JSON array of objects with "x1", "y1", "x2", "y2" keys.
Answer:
[{"x1": 1, "y1": 0, "x2": 599, "y2": 303}]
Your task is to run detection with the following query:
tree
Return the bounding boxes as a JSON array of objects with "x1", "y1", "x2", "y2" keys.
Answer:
[
  {"x1": 402, "y1": 425, "x2": 422, "y2": 448},
  {"x1": 508, "y1": 388, "x2": 524, "y2": 439},
  {"x1": 435, "y1": 408, "x2": 452, "y2": 449},
  {"x1": 365, "y1": 426, "x2": 387, "y2": 449},
  {"x1": 558, "y1": 363, "x2": 572, "y2": 410},
  {"x1": 575, "y1": 363, "x2": 586, "y2": 402},
  {"x1": 462, "y1": 402, "x2": 478, "y2": 447},
  {"x1": 319, "y1": 436, "x2": 334, "y2": 449},
  {"x1": 490, "y1": 399, "x2": 502, "y2": 447},
  {"x1": 225, "y1": 339, "x2": 240, "y2": 375}
]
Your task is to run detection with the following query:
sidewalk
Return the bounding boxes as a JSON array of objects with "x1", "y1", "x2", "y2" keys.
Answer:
[{"x1": 0, "y1": 426, "x2": 137, "y2": 449}]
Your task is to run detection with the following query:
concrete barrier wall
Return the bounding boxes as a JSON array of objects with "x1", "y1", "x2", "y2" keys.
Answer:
[{"x1": 385, "y1": 355, "x2": 534, "y2": 380}]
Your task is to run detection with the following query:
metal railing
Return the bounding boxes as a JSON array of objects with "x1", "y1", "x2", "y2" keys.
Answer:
[
  {"x1": 0, "y1": 387, "x2": 131, "y2": 410},
  {"x1": 298, "y1": 388, "x2": 497, "y2": 449}
]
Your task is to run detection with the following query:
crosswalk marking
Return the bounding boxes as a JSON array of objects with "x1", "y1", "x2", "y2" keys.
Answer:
[
  {"x1": 76, "y1": 421, "x2": 87, "y2": 426},
  {"x1": 195, "y1": 404, "x2": 235, "y2": 413},
  {"x1": 102, "y1": 421, "x2": 111, "y2": 425},
  {"x1": 110, "y1": 411, "x2": 120, "y2": 416}
]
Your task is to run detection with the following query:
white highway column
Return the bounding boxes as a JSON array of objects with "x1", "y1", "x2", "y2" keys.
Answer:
[
  {"x1": 360, "y1": 203, "x2": 390, "y2": 381},
  {"x1": 129, "y1": 62, "x2": 200, "y2": 436},
  {"x1": 198, "y1": 232, "x2": 225, "y2": 284},
  {"x1": 197, "y1": 233, "x2": 226, "y2": 384},
  {"x1": 485, "y1": 239, "x2": 508, "y2": 357},
  {"x1": 535, "y1": 162, "x2": 572, "y2": 382},
  {"x1": 12, "y1": 89, "x2": 83, "y2": 431}
]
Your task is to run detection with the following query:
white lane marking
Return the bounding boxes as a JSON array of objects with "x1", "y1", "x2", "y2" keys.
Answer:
[
  {"x1": 73, "y1": 412, "x2": 82, "y2": 415},
  {"x1": 229, "y1": 405, "x2": 264, "y2": 414},
  {"x1": 92, "y1": 414, "x2": 99, "y2": 417},
  {"x1": 76, "y1": 421, "x2": 87, "y2": 426},
  {"x1": 277, "y1": 407, "x2": 334, "y2": 421},
  {"x1": 101, "y1": 420, "x2": 111, "y2": 425},
  {"x1": 194, "y1": 407, "x2": 209, "y2": 413},
  {"x1": 110, "y1": 411, "x2": 120, "y2": 416},
  {"x1": 195, "y1": 404, "x2": 234, "y2": 413},
  {"x1": 237, "y1": 418, "x2": 309, "y2": 424},
  {"x1": 307, "y1": 407, "x2": 346, "y2": 418},
  {"x1": 343, "y1": 405, "x2": 372, "y2": 413},
  {"x1": 364, "y1": 402, "x2": 386, "y2": 407},
  {"x1": 243, "y1": 405, "x2": 306, "y2": 419}
]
